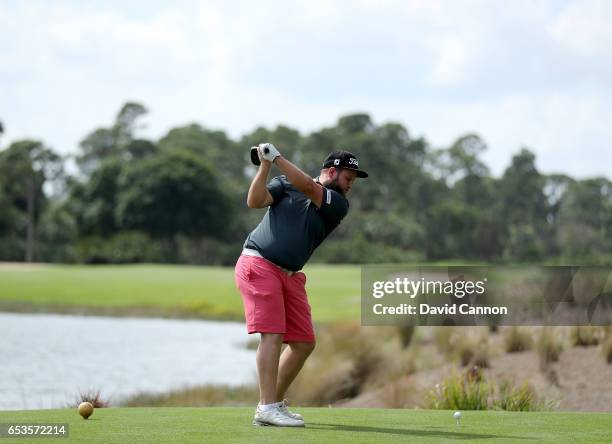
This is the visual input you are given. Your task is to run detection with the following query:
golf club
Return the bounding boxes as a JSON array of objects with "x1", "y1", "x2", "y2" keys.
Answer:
[{"x1": 250, "y1": 145, "x2": 270, "y2": 166}]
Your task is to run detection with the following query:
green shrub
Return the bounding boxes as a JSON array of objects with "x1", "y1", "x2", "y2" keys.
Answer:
[
  {"x1": 311, "y1": 236, "x2": 423, "y2": 264},
  {"x1": 0, "y1": 236, "x2": 24, "y2": 261},
  {"x1": 36, "y1": 242, "x2": 78, "y2": 263},
  {"x1": 175, "y1": 235, "x2": 242, "y2": 265},
  {"x1": 77, "y1": 232, "x2": 167, "y2": 264}
]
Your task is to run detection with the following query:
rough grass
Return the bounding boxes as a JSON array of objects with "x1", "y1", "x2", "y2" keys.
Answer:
[
  {"x1": 1, "y1": 407, "x2": 611, "y2": 444},
  {"x1": 0, "y1": 263, "x2": 360, "y2": 323},
  {"x1": 427, "y1": 367, "x2": 547, "y2": 412}
]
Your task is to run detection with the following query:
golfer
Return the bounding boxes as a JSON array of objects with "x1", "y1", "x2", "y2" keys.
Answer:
[{"x1": 235, "y1": 143, "x2": 368, "y2": 427}]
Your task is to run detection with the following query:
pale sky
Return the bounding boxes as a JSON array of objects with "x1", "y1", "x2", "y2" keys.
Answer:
[{"x1": 1, "y1": 0, "x2": 611, "y2": 178}]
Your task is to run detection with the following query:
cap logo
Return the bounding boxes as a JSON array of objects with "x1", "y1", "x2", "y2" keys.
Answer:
[
  {"x1": 333, "y1": 159, "x2": 340, "y2": 166},
  {"x1": 348, "y1": 158, "x2": 358, "y2": 166}
]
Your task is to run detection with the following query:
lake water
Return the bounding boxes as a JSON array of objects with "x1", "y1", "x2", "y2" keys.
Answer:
[{"x1": 0, "y1": 313, "x2": 257, "y2": 410}]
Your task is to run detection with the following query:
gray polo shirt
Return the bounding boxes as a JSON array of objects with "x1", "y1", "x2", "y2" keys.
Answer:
[{"x1": 243, "y1": 175, "x2": 349, "y2": 271}]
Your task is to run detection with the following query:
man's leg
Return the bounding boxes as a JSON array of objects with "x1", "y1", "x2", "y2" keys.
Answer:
[
  {"x1": 235, "y1": 255, "x2": 287, "y2": 405},
  {"x1": 278, "y1": 270, "x2": 316, "y2": 401},
  {"x1": 276, "y1": 341, "x2": 316, "y2": 401},
  {"x1": 257, "y1": 333, "x2": 284, "y2": 404}
]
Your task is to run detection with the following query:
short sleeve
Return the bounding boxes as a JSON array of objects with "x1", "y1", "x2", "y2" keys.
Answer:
[
  {"x1": 318, "y1": 187, "x2": 349, "y2": 223},
  {"x1": 266, "y1": 176, "x2": 286, "y2": 204}
]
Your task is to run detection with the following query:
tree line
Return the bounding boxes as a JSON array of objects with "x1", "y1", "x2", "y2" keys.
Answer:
[{"x1": 1, "y1": 102, "x2": 610, "y2": 265}]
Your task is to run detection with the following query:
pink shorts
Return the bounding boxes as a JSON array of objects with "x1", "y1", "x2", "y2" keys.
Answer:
[{"x1": 234, "y1": 254, "x2": 315, "y2": 343}]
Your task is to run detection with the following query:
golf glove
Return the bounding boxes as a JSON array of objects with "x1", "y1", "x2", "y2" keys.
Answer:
[{"x1": 259, "y1": 143, "x2": 281, "y2": 162}]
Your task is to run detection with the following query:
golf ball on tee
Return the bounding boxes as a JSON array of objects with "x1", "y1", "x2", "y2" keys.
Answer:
[
  {"x1": 78, "y1": 402, "x2": 94, "y2": 419},
  {"x1": 453, "y1": 411, "x2": 462, "y2": 420}
]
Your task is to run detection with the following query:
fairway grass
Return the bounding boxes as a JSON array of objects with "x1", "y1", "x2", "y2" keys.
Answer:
[
  {"x1": 0, "y1": 264, "x2": 360, "y2": 323},
  {"x1": 1, "y1": 407, "x2": 610, "y2": 443}
]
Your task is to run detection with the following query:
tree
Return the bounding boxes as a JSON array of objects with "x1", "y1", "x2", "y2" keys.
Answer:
[
  {"x1": 125, "y1": 139, "x2": 158, "y2": 160},
  {"x1": 69, "y1": 159, "x2": 124, "y2": 236},
  {"x1": 77, "y1": 128, "x2": 116, "y2": 175},
  {"x1": 115, "y1": 149, "x2": 238, "y2": 240},
  {"x1": 498, "y1": 149, "x2": 550, "y2": 260},
  {"x1": 500, "y1": 148, "x2": 547, "y2": 227},
  {"x1": 557, "y1": 178, "x2": 612, "y2": 261},
  {"x1": 36, "y1": 199, "x2": 78, "y2": 262},
  {"x1": 299, "y1": 114, "x2": 433, "y2": 214},
  {"x1": 338, "y1": 113, "x2": 374, "y2": 134},
  {"x1": 542, "y1": 174, "x2": 574, "y2": 256},
  {"x1": 437, "y1": 134, "x2": 491, "y2": 207},
  {"x1": 240, "y1": 125, "x2": 302, "y2": 167},
  {"x1": 424, "y1": 200, "x2": 480, "y2": 259},
  {"x1": 0, "y1": 187, "x2": 22, "y2": 238},
  {"x1": 369, "y1": 122, "x2": 431, "y2": 213},
  {"x1": 160, "y1": 123, "x2": 243, "y2": 181},
  {"x1": 0, "y1": 140, "x2": 63, "y2": 261},
  {"x1": 77, "y1": 102, "x2": 151, "y2": 174},
  {"x1": 114, "y1": 102, "x2": 147, "y2": 148},
  {"x1": 376, "y1": 122, "x2": 426, "y2": 167}
]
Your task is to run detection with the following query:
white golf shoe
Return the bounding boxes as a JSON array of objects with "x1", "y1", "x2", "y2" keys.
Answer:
[
  {"x1": 279, "y1": 399, "x2": 303, "y2": 421},
  {"x1": 252, "y1": 405, "x2": 305, "y2": 427}
]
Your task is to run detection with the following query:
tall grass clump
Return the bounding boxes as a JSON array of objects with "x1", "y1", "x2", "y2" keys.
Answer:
[
  {"x1": 455, "y1": 337, "x2": 490, "y2": 368},
  {"x1": 570, "y1": 326, "x2": 602, "y2": 347},
  {"x1": 288, "y1": 323, "x2": 414, "y2": 406},
  {"x1": 537, "y1": 327, "x2": 564, "y2": 369},
  {"x1": 427, "y1": 367, "x2": 491, "y2": 410},
  {"x1": 504, "y1": 327, "x2": 533, "y2": 352},
  {"x1": 397, "y1": 325, "x2": 416, "y2": 349},
  {"x1": 69, "y1": 390, "x2": 110, "y2": 408},
  {"x1": 433, "y1": 327, "x2": 457, "y2": 358},
  {"x1": 427, "y1": 367, "x2": 545, "y2": 411},
  {"x1": 433, "y1": 327, "x2": 490, "y2": 367},
  {"x1": 471, "y1": 345, "x2": 490, "y2": 369},
  {"x1": 495, "y1": 381, "x2": 538, "y2": 411},
  {"x1": 602, "y1": 336, "x2": 612, "y2": 364}
]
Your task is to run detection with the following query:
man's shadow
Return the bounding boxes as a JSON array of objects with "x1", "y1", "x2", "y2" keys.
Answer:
[{"x1": 305, "y1": 422, "x2": 534, "y2": 441}]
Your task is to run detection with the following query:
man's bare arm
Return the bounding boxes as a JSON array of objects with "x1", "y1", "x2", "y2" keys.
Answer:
[
  {"x1": 247, "y1": 161, "x2": 274, "y2": 208},
  {"x1": 274, "y1": 156, "x2": 324, "y2": 208}
]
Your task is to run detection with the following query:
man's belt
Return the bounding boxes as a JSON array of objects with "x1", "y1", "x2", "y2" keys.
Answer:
[{"x1": 242, "y1": 248, "x2": 298, "y2": 276}]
